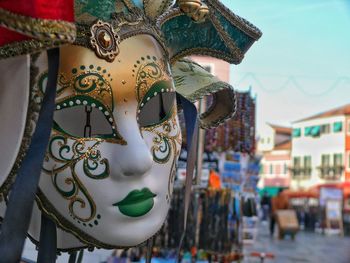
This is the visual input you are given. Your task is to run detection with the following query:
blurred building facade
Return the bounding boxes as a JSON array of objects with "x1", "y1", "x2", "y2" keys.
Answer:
[
  {"x1": 291, "y1": 104, "x2": 350, "y2": 190},
  {"x1": 258, "y1": 124, "x2": 292, "y2": 194}
]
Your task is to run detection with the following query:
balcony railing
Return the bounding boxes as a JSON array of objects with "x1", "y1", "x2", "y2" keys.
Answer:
[
  {"x1": 289, "y1": 167, "x2": 312, "y2": 178},
  {"x1": 317, "y1": 165, "x2": 344, "y2": 180}
]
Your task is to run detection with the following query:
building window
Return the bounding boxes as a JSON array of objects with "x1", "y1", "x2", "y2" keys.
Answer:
[
  {"x1": 283, "y1": 163, "x2": 288, "y2": 174},
  {"x1": 347, "y1": 119, "x2": 350, "y2": 135},
  {"x1": 304, "y1": 125, "x2": 320, "y2": 137},
  {"x1": 319, "y1": 154, "x2": 343, "y2": 180},
  {"x1": 304, "y1": 127, "x2": 312, "y2": 136},
  {"x1": 333, "y1": 153, "x2": 344, "y2": 178},
  {"x1": 347, "y1": 151, "x2": 350, "y2": 171},
  {"x1": 334, "y1": 153, "x2": 343, "y2": 166},
  {"x1": 321, "y1": 124, "x2": 330, "y2": 134},
  {"x1": 333, "y1": 122, "x2": 343, "y2": 133},
  {"x1": 270, "y1": 164, "x2": 273, "y2": 174},
  {"x1": 321, "y1": 154, "x2": 330, "y2": 167},
  {"x1": 292, "y1": 157, "x2": 301, "y2": 177},
  {"x1": 267, "y1": 137, "x2": 271, "y2": 144},
  {"x1": 261, "y1": 138, "x2": 265, "y2": 144},
  {"x1": 292, "y1": 128, "x2": 301, "y2": 138},
  {"x1": 311, "y1": 126, "x2": 321, "y2": 137},
  {"x1": 304, "y1": 156, "x2": 312, "y2": 175}
]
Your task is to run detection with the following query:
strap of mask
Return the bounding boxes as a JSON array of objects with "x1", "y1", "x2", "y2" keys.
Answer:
[
  {"x1": 77, "y1": 249, "x2": 84, "y2": 263},
  {"x1": 0, "y1": 48, "x2": 59, "y2": 263},
  {"x1": 146, "y1": 237, "x2": 153, "y2": 263},
  {"x1": 37, "y1": 214, "x2": 57, "y2": 263},
  {"x1": 176, "y1": 94, "x2": 198, "y2": 262},
  {"x1": 68, "y1": 251, "x2": 77, "y2": 263}
]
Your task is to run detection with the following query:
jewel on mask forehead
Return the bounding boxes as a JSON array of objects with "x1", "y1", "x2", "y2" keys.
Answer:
[{"x1": 90, "y1": 20, "x2": 120, "y2": 62}]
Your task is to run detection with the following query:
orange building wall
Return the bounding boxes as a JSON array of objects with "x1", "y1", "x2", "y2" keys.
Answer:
[{"x1": 346, "y1": 116, "x2": 350, "y2": 181}]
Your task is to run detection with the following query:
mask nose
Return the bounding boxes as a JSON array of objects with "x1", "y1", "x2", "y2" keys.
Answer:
[{"x1": 115, "y1": 123, "x2": 153, "y2": 177}]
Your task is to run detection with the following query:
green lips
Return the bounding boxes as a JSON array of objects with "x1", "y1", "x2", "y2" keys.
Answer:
[{"x1": 113, "y1": 188, "x2": 156, "y2": 217}]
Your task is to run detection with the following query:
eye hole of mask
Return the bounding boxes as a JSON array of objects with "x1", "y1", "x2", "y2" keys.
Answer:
[
  {"x1": 138, "y1": 92, "x2": 176, "y2": 128},
  {"x1": 54, "y1": 106, "x2": 113, "y2": 138}
]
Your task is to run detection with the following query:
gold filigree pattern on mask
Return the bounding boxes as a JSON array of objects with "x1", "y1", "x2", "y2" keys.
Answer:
[
  {"x1": 43, "y1": 132, "x2": 109, "y2": 223},
  {"x1": 133, "y1": 55, "x2": 170, "y2": 103},
  {"x1": 54, "y1": 64, "x2": 126, "y2": 144},
  {"x1": 142, "y1": 108, "x2": 181, "y2": 164}
]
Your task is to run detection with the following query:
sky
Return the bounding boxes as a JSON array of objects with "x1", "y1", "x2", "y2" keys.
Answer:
[{"x1": 221, "y1": 0, "x2": 350, "y2": 132}]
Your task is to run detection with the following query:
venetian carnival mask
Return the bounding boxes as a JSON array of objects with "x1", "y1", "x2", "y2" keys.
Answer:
[{"x1": 0, "y1": 0, "x2": 261, "y2": 254}]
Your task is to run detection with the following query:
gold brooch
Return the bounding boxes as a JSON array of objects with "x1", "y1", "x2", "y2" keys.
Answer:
[{"x1": 90, "y1": 20, "x2": 120, "y2": 62}]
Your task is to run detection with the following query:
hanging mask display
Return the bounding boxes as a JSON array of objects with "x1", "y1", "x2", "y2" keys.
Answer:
[{"x1": 0, "y1": 0, "x2": 261, "y2": 256}]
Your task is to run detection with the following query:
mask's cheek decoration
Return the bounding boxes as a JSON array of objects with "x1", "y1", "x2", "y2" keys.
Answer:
[
  {"x1": 54, "y1": 98, "x2": 125, "y2": 144},
  {"x1": 42, "y1": 134, "x2": 109, "y2": 224}
]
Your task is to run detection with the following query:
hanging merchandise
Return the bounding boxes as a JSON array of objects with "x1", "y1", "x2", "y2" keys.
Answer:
[
  {"x1": 155, "y1": 188, "x2": 241, "y2": 257},
  {"x1": 0, "y1": 0, "x2": 261, "y2": 261},
  {"x1": 205, "y1": 91, "x2": 256, "y2": 154}
]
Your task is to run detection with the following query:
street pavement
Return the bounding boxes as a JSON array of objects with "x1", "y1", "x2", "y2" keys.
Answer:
[{"x1": 243, "y1": 222, "x2": 350, "y2": 263}]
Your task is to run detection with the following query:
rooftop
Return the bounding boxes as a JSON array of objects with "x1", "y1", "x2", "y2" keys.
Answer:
[
  {"x1": 295, "y1": 103, "x2": 350, "y2": 123},
  {"x1": 273, "y1": 140, "x2": 291, "y2": 151},
  {"x1": 268, "y1": 123, "x2": 292, "y2": 135}
]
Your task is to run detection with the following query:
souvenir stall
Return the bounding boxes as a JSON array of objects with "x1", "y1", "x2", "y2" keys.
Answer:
[
  {"x1": 0, "y1": 1, "x2": 261, "y2": 262},
  {"x1": 157, "y1": 91, "x2": 260, "y2": 261}
]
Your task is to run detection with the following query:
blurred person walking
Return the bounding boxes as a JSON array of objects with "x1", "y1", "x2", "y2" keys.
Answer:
[
  {"x1": 270, "y1": 188, "x2": 289, "y2": 237},
  {"x1": 261, "y1": 191, "x2": 271, "y2": 222}
]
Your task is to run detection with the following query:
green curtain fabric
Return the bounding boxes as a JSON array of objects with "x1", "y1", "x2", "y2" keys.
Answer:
[
  {"x1": 333, "y1": 122, "x2": 343, "y2": 132},
  {"x1": 292, "y1": 128, "x2": 301, "y2": 137},
  {"x1": 304, "y1": 127, "x2": 312, "y2": 136},
  {"x1": 311, "y1": 126, "x2": 321, "y2": 136}
]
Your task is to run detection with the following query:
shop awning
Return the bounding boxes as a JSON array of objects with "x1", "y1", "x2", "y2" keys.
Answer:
[
  {"x1": 283, "y1": 188, "x2": 319, "y2": 199},
  {"x1": 258, "y1": 186, "x2": 282, "y2": 197},
  {"x1": 333, "y1": 122, "x2": 343, "y2": 132},
  {"x1": 311, "y1": 125, "x2": 321, "y2": 136},
  {"x1": 304, "y1": 127, "x2": 312, "y2": 136},
  {"x1": 292, "y1": 128, "x2": 301, "y2": 137}
]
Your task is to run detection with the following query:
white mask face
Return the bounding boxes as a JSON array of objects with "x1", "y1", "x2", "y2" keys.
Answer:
[{"x1": 38, "y1": 34, "x2": 182, "y2": 247}]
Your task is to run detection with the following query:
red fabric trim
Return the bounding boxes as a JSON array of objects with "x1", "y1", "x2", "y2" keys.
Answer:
[
  {"x1": 0, "y1": 28, "x2": 30, "y2": 46},
  {"x1": 0, "y1": 0, "x2": 74, "y2": 21}
]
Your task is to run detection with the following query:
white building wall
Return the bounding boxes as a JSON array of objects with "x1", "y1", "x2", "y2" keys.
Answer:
[
  {"x1": 257, "y1": 124, "x2": 275, "y2": 153},
  {"x1": 291, "y1": 115, "x2": 346, "y2": 190}
]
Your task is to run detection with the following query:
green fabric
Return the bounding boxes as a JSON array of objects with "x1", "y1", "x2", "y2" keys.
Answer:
[
  {"x1": 162, "y1": 15, "x2": 231, "y2": 58},
  {"x1": 172, "y1": 59, "x2": 235, "y2": 129},
  {"x1": 161, "y1": 7, "x2": 259, "y2": 64},
  {"x1": 292, "y1": 128, "x2": 301, "y2": 137},
  {"x1": 304, "y1": 127, "x2": 312, "y2": 136},
  {"x1": 311, "y1": 126, "x2": 321, "y2": 136},
  {"x1": 75, "y1": 0, "x2": 116, "y2": 21},
  {"x1": 333, "y1": 122, "x2": 343, "y2": 132},
  {"x1": 131, "y1": 0, "x2": 143, "y2": 8},
  {"x1": 212, "y1": 8, "x2": 253, "y2": 52},
  {"x1": 259, "y1": 187, "x2": 281, "y2": 197}
]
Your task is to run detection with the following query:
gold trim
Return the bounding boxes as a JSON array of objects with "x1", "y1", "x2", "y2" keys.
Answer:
[
  {"x1": 0, "y1": 8, "x2": 76, "y2": 42},
  {"x1": 170, "y1": 47, "x2": 240, "y2": 65},
  {"x1": 208, "y1": 13, "x2": 244, "y2": 63},
  {"x1": 36, "y1": 189, "x2": 164, "y2": 249},
  {"x1": 206, "y1": 0, "x2": 262, "y2": 40},
  {"x1": 74, "y1": 11, "x2": 168, "y2": 60},
  {"x1": 0, "y1": 39, "x2": 64, "y2": 59}
]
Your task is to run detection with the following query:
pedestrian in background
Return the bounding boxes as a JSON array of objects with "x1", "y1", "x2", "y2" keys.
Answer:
[
  {"x1": 270, "y1": 188, "x2": 289, "y2": 237},
  {"x1": 261, "y1": 191, "x2": 271, "y2": 222}
]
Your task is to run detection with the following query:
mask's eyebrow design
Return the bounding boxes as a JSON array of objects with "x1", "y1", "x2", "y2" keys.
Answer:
[
  {"x1": 54, "y1": 64, "x2": 126, "y2": 144},
  {"x1": 133, "y1": 55, "x2": 170, "y2": 103}
]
